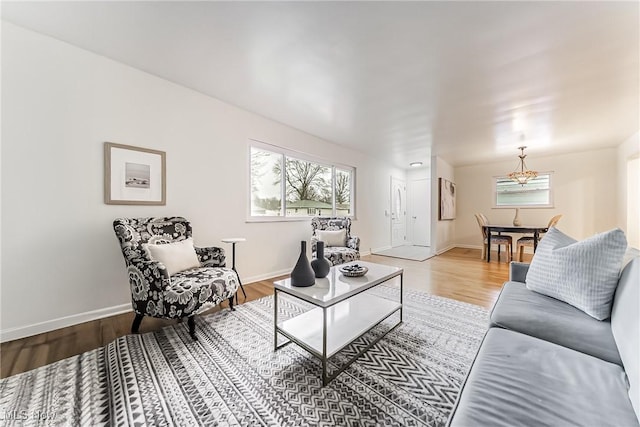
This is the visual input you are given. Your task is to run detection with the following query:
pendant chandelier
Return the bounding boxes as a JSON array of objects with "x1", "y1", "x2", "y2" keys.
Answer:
[{"x1": 508, "y1": 146, "x2": 538, "y2": 185}]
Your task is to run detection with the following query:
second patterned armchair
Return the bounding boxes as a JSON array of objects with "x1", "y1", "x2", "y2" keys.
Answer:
[
  {"x1": 113, "y1": 217, "x2": 239, "y2": 340},
  {"x1": 311, "y1": 217, "x2": 360, "y2": 266}
]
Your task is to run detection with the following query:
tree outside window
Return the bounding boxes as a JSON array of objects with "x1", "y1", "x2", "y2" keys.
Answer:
[{"x1": 250, "y1": 144, "x2": 355, "y2": 219}]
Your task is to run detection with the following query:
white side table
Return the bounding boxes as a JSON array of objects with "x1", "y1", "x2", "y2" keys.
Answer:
[{"x1": 221, "y1": 237, "x2": 247, "y2": 303}]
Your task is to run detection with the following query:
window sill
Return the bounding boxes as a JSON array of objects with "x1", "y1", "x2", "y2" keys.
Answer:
[
  {"x1": 246, "y1": 215, "x2": 357, "y2": 223},
  {"x1": 492, "y1": 205, "x2": 554, "y2": 209}
]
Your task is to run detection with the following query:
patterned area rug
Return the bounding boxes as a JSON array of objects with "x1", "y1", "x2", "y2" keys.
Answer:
[{"x1": 0, "y1": 287, "x2": 488, "y2": 426}]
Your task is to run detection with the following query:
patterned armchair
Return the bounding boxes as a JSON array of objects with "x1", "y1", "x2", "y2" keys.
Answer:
[
  {"x1": 113, "y1": 217, "x2": 239, "y2": 340},
  {"x1": 311, "y1": 217, "x2": 360, "y2": 266}
]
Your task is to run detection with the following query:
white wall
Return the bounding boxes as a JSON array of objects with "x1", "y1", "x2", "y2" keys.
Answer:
[
  {"x1": 0, "y1": 23, "x2": 401, "y2": 340},
  {"x1": 432, "y1": 156, "x2": 456, "y2": 254},
  {"x1": 455, "y1": 148, "x2": 620, "y2": 248},
  {"x1": 617, "y1": 132, "x2": 640, "y2": 248}
]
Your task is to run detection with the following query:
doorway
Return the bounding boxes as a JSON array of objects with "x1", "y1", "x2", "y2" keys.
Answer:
[
  {"x1": 407, "y1": 178, "x2": 430, "y2": 246},
  {"x1": 391, "y1": 176, "x2": 406, "y2": 247}
]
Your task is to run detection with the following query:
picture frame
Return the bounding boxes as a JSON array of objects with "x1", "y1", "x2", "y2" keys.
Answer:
[
  {"x1": 104, "y1": 142, "x2": 166, "y2": 205},
  {"x1": 439, "y1": 177, "x2": 456, "y2": 220}
]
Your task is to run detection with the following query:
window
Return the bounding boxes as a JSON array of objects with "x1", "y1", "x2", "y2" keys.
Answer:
[
  {"x1": 494, "y1": 173, "x2": 553, "y2": 208},
  {"x1": 249, "y1": 142, "x2": 355, "y2": 220}
]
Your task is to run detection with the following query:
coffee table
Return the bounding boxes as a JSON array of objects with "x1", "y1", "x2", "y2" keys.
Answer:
[{"x1": 273, "y1": 261, "x2": 403, "y2": 385}]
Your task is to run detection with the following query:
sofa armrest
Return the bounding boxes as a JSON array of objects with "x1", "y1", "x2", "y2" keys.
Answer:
[
  {"x1": 311, "y1": 235, "x2": 320, "y2": 253},
  {"x1": 509, "y1": 261, "x2": 530, "y2": 283},
  {"x1": 195, "y1": 246, "x2": 226, "y2": 268}
]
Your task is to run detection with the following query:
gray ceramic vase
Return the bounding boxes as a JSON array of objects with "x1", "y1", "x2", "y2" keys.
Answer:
[
  {"x1": 311, "y1": 241, "x2": 331, "y2": 278},
  {"x1": 291, "y1": 241, "x2": 315, "y2": 287}
]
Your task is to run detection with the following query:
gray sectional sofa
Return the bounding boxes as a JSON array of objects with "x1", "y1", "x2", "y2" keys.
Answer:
[{"x1": 448, "y1": 252, "x2": 639, "y2": 426}]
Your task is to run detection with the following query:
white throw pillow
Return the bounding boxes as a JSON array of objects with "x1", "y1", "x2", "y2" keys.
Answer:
[
  {"x1": 525, "y1": 227, "x2": 627, "y2": 320},
  {"x1": 317, "y1": 229, "x2": 347, "y2": 247},
  {"x1": 143, "y1": 238, "x2": 201, "y2": 276}
]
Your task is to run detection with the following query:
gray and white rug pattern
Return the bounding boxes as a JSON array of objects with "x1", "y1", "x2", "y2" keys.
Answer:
[{"x1": 0, "y1": 287, "x2": 488, "y2": 426}]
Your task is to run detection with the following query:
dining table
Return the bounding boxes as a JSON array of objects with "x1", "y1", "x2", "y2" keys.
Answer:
[{"x1": 483, "y1": 224, "x2": 549, "y2": 262}]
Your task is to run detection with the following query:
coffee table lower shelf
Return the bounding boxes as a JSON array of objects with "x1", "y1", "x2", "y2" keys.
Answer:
[{"x1": 274, "y1": 292, "x2": 402, "y2": 385}]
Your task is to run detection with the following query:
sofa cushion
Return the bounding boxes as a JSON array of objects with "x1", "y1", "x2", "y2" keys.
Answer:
[
  {"x1": 491, "y1": 281, "x2": 622, "y2": 365},
  {"x1": 612, "y1": 256, "x2": 640, "y2": 420},
  {"x1": 448, "y1": 328, "x2": 638, "y2": 427},
  {"x1": 525, "y1": 227, "x2": 627, "y2": 320}
]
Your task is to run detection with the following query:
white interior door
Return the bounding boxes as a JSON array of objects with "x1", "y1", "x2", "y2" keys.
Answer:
[
  {"x1": 391, "y1": 177, "x2": 407, "y2": 247},
  {"x1": 408, "y1": 178, "x2": 430, "y2": 246}
]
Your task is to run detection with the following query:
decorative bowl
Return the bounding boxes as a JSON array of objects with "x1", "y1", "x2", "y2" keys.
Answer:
[{"x1": 339, "y1": 264, "x2": 369, "y2": 277}]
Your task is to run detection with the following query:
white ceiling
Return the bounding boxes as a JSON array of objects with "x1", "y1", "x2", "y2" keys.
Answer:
[{"x1": 2, "y1": 1, "x2": 638, "y2": 169}]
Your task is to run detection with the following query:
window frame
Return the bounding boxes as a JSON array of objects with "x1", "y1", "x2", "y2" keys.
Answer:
[
  {"x1": 247, "y1": 140, "x2": 356, "y2": 222},
  {"x1": 492, "y1": 172, "x2": 555, "y2": 209}
]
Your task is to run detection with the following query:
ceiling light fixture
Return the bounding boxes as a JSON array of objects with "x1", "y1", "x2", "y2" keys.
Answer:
[
  {"x1": 508, "y1": 146, "x2": 538, "y2": 185},
  {"x1": 409, "y1": 162, "x2": 423, "y2": 167}
]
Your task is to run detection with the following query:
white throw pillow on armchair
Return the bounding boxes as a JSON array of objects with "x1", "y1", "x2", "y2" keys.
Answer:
[
  {"x1": 317, "y1": 229, "x2": 347, "y2": 247},
  {"x1": 143, "y1": 238, "x2": 201, "y2": 276}
]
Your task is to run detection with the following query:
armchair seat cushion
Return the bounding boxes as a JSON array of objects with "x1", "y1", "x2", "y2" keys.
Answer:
[
  {"x1": 167, "y1": 267, "x2": 239, "y2": 316},
  {"x1": 314, "y1": 247, "x2": 360, "y2": 266}
]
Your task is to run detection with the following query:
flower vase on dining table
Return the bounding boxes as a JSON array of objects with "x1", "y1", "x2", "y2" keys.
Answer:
[{"x1": 513, "y1": 208, "x2": 522, "y2": 226}]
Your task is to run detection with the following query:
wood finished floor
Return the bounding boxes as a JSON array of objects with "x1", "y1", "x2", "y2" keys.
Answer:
[{"x1": 0, "y1": 247, "x2": 530, "y2": 379}]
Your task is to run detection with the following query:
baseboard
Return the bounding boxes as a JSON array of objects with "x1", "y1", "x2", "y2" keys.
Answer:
[
  {"x1": 371, "y1": 246, "x2": 392, "y2": 254},
  {"x1": 436, "y1": 244, "x2": 457, "y2": 255},
  {"x1": 4, "y1": 253, "x2": 436, "y2": 342},
  {"x1": 242, "y1": 268, "x2": 291, "y2": 284},
  {"x1": 1, "y1": 303, "x2": 132, "y2": 343},
  {"x1": 455, "y1": 244, "x2": 483, "y2": 250}
]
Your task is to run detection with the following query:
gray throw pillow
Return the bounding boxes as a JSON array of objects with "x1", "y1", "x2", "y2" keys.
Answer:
[{"x1": 525, "y1": 227, "x2": 627, "y2": 320}]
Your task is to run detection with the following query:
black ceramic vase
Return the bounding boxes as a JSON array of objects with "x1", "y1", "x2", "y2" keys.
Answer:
[
  {"x1": 291, "y1": 241, "x2": 315, "y2": 287},
  {"x1": 311, "y1": 241, "x2": 331, "y2": 278}
]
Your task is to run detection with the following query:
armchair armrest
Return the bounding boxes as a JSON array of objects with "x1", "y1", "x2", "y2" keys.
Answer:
[
  {"x1": 128, "y1": 257, "x2": 170, "y2": 293},
  {"x1": 311, "y1": 236, "x2": 320, "y2": 253},
  {"x1": 195, "y1": 246, "x2": 226, "y2": 268},
  {"x1": 347, "y1": 236, "x2": 360, "y2": 251},
  {"x1": 509, "y1": 261, "x2": 530, "y2": 283}
]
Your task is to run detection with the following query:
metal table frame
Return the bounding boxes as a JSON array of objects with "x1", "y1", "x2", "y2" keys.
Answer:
[{"x1": 273, "y1": 265, "x2": 403, "y2": 386}]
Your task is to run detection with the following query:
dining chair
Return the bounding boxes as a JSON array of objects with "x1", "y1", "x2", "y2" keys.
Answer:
[
  {"x1": 516, "y1": 214, "x2": 563, "y2": 261},
  {"x1": 475, "y1": 213, "x2": 513, "y2": 262}
]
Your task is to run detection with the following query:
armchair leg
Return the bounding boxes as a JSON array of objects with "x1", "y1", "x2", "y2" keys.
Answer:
[
  {"x1": 229, "y1": 297, "x2": 235, "y2": 311},
  {"x1": 131, "y1": 313, "x2": 144, "y2": 334},
  {"x1": 187, "y1": 316, "x2": 198, "y2": 340}
]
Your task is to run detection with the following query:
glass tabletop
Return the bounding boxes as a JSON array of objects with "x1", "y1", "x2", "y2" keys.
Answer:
[{"x1": 273, "y1": 261, "x2": 402, "y2": 308}]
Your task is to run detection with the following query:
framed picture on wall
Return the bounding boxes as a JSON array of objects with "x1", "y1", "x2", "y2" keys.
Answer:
[
  {"x1": 439, "y1": 177, "x2": 456, "y2": 220},
  {"x1": 104, "y1": 142, "x2": 166, "y2": 205}
]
